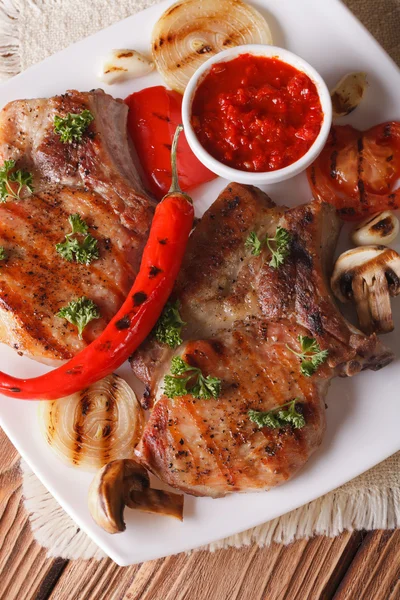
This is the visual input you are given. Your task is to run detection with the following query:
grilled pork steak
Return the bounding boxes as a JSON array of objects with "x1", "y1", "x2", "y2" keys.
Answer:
[
  {"x1": 0, "y1": 90, "x2": 154, "y2": 362},
  {"x1": 132, "y1": 183, "x2": 392, "y2": 498}
]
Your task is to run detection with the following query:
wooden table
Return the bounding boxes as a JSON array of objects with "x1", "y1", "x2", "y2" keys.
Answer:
[{"x1": 0, "y1": 429, "x2": 399, "y2": 599}]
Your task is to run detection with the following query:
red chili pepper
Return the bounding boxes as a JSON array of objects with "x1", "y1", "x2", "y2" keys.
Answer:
[{"x1": 0, "y1": 125, "x2": 194, "y2": 400}]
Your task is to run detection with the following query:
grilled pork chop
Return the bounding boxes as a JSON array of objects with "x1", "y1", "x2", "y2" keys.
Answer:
[
  {"x1": 0, "y1": 90, "x2": 154, "y2": 362},
  {"x1": 131, "y1": 183, "x2": 392, "y2": 498}
]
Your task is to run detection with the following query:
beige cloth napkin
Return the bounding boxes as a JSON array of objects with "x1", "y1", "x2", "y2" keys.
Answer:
[{"x1": 0, "y1": 0, "x2": 399, "y2": 560}]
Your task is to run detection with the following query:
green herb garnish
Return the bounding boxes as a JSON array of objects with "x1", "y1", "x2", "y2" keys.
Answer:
[
  {"x1": 69, "y1": 213, "x2": 89, "y2": 234},
  {"x1": 56, "y1": 213, "x2": 99, "y2": 265},
  {"x1": 57, "y1": 296, "x2": 100, "y2": 339},
  {"x1": 0, "y1": 246, "x2": 6, "y2": 260},
  {"x1": 0, "y1": 159, "x2": 33, "y2": 202},
  {"x1": 287, "y1": 335, "x2": 329, "y2": 377},
  {"x1": 54, "y1": 109, "x2": 94, "y2": 144},
  {"x1": 164, "y1": 356, "x2": 221, "y2": 400},
  {"x1": 245, "y1": 231, "x2": 263, "y2": 256},
  {"x1": 154, "y1": 300, "x2": 186, "y2": 348},
  {"x1": 245, "y1": 226, "x2": 292, "y2": 268},
  {"x1": 248, "y1": 399, "x2": 305, "y2": 429}
]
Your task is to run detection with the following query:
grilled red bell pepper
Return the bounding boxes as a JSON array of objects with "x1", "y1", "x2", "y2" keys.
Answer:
[
  {"x1": 0, "y1": 126, "x2": 194, "y2": 400},
  {"x1": 125, "y1": 85, "x2": 216, "y2": 200}
]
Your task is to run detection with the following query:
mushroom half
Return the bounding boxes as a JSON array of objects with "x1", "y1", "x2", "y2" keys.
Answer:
[
  {"x1": 88, "y1": 458, "x2": 184, "y2": 534},
  {"x1": 331, "y1": 245, "x2": 400, "y2": 334}
]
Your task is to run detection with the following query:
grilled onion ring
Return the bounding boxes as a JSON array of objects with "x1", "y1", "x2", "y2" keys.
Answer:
[
  {"x1": 152, "y1": 0, "x2": 273, "y2": 93},
  {"x1": 39, "y1": 374, "x2": 143, "y2": 471}
]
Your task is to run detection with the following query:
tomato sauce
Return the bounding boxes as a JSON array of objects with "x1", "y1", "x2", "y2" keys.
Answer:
[{"x1": 191, "y1": 54, "x2": 324, "y2": 172}]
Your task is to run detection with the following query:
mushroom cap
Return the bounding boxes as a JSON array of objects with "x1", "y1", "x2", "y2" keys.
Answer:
[
  {"x1": 88, "y1": 459, "x2": 149, "y2": 534},
  {"x1": 331, "y1": 245, "x2": 400, "y2": 303},
  {"x1": 331, "y1": 245, "x2": 400, "y2": 334}
]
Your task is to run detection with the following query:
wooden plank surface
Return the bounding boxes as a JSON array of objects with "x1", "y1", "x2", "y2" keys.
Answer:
[{"x1": 0, "y1": 428, "x2": 399, "y2": 600}]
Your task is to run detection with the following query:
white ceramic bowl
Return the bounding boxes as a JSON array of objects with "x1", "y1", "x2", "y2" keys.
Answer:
[{"x1": 182, "y1": 44, "x2": 332, "y2": 185}]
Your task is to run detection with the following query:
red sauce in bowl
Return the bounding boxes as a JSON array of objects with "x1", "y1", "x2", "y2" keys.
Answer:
[{"x1": 191, "y1": 54, "x2": 324, "y2": 173}]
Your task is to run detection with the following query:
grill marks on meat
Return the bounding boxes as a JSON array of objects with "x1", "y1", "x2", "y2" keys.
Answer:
[
  {"x1": 0, "y1": 90, "x2": 154, "y2": 362},
  {"x1": 132, "y1": 183, "x2": 393, "y2": 497}
]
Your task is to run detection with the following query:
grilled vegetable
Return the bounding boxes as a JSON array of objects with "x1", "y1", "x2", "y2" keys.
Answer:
[
  {"x1": 351, "y1": 211, "x2": 399, "y2": 246},
  {"x1": 99, "y1": 49, "x2": 154, "y2": 85},
  {"x1": 0, "y1": 126, "x2": 194, "y2": 400},
  {"x1": 331, "y1": 72, "x2": 367, "y2": 118},
  {"x1": 39, "y1": 374, "x2": 144, "y2": 470},
  {"x1": 125, "y1": 86, "x2": 216, "y2": 200},
  {"x1": 307, "y1": 123, "x2": 400, "y2": 220},
  {"x1": 151, "y1": 0, "x2": 272, "y2": 93},
  {"x1": 88, "y1": 458, "x2": 183, "y2": 533},
  {"x1": 331, "y1": 245, "x2": 400, "y2": 334}
]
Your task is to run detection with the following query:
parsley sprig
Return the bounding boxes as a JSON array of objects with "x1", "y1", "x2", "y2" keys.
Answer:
[
  {"x1": 56, "y1": 213, "x2": 99, "y2": 265},
  {"x1": 164, "y1": 356, "x2": 221, "y2": 400},
  {"x1": 248, "y1": 399, "x2": 305, "y2": 429},
  {"x1": 287, "y1": 335, "x2": 329, "y2": 377},
  {"x1": 0, "y1": 247, "x2": 6, "y2": 261},
  {"x1": 245, "y1": 226, "x2": 292, "y2": 268},
  {"x1": 0, "y1": 159, "x2": 33, "y2": 202},
  {"x1": 57, "y1": 296, "x2": 100, "y2": 339},
  {"x1": 154, "y1": 300, "x2": 186, "y2": 348},
  {"x1": 54, "y1": 109, "x2": 94, "y2": 144}
]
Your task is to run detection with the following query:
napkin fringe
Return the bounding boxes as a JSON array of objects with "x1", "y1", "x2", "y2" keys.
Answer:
[
  {"x1": 0, "y1": 0, "x2": 21, "y2": 80},
  {"x1": 21, "y1": 459, "x2": 400, "y2": 560}
]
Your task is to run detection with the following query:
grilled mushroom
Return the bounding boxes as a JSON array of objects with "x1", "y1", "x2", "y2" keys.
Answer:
[
  {"x1": 88, "y1": 459, "x2": 183, "y2": 534},
  {"x1": 351, "y1": 211, "x2": 399, "y2": 246},
  {"x1": 331, "y1": 246, "x2": 400, "y2": 334}
]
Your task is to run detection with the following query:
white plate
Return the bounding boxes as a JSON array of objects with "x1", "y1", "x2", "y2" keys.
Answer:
[{"x1": 0, "y1": 0, "x2": 399, "y2": 567}]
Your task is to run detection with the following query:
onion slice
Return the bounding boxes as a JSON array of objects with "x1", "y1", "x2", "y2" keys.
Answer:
[
  {"x1": 39, "y1": 374, "x2": 144, "y2": 471},
  {"x1": 152, "y1": 0, "x2": 273, "y2": 93}
]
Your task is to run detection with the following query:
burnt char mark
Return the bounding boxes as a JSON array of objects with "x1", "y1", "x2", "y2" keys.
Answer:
[
  {"x1": 338, "y1": 206, "x2": 356, "y2": 217},
  {"x1": 153, "y1": 112, "x2": 170, "y2": 122},
  {"x1": 81, "y1": 395, "x2": 91, "y2": 415},
  {"x1": 358, "y1": 178, "x2": 366, "y2": 203},
  {"x1": 116, "y1": 316, "x2": 130, "y2": 330},
  {"x1": 371, "y1": 217, "x2": 394, "y2": 237},
  {"x1": 308, "y1": 311, "x2": 324, "y2": 336},
  {"x1": 158, "y1": 238, "x2": 168, "y2": 245},
  {"x1": 384, "y1": 123, "x2": 392, "y2": 138},
  {"x1": 209, "y1": 340, "x2": 224, "y2": 355},
  {"x1": 66, "y1": 366, "x2": 83, "y2": 375},
  {"x1": 291, "y1": 238, "x2": 313, "y2": 270},
  {"x1": 330, "y1": 150, "x2": 338, "y2": 179},
  {"x1": 197, "y1": 45, "x2": 212, "y2": 54},
  {"x1": 221, "y1": 196, "x2": 240, "y2": 216},
  {"x1": 133, "y1": 292, "x2": 147, "y2": 305},
  {"x1": 73, "y1": 423, "x2": 83, "y2": 464},
  {"x1": 149, "y1": 265, "x2": 162, "y2": 278}
]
